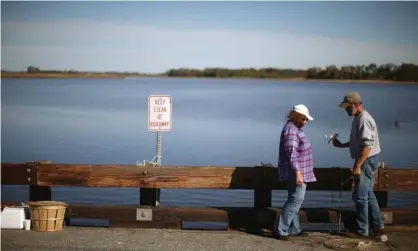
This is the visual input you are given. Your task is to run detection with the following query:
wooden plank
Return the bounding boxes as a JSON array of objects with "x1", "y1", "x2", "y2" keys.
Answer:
[
  {"x1": 378, "y1": 169, "x2": 418, "y2": 191},
  {"x1": 66, "y1": 204, "x2": 338, "y2": 232},
  {"x1": 1, "y1": 163, "x2": 32, "y2": 185},
  {"x1": 4, "y1": 162, "x2": 416, "y2": 192},
  {"x1": 390, "y1": 208, "x2": 418, "y2": 225},
  {"x1": 36, "y1": 164, "x2": 252, "y2": 188},
  {"x1": 35, "y1": 163, "x2": 355, "y2": 191},
  {"x1": 383, "y1": 225, "x2": 418, "y2": 232},
  {"x1": 152, "y1": 207, "x2": 228, "y2": 222},
  {"x1": 75, "y1": 206, "x2": 418, "y2": 232},
  {"x1": 67, "y1": 204, "x2": 418, "y2": 230},
  {"x1": 67, "y1": 204, "x2": 228, "y2": 223},
  {"x1": 110, "y1": 221, "x2": 181, "y2": 229}
]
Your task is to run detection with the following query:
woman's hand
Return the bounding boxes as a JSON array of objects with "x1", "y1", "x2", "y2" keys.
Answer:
[{"x1": 296, "y1": 171, "x2": 304, "y2": 186}]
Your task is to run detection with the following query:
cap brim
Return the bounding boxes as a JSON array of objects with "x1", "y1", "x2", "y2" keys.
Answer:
[
  {"x1": 307, "y1": 115, "x2": 313, "y2": 121},
  {"x1": 339, "y1": 102, "x2": 350, "y2": 108}
]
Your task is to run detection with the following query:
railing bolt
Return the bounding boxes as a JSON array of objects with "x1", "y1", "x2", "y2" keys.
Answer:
[
  {"x1": 385, "y1": 173, "x2": 389, "y2": 178},
  {"x1": 143, "y1": 171, "x2": 148, "y2": 175},
  {"x1": 385, "y1": 184, "x2": 389, "y2": 188},
  {"x1": 27, "y1": 168, "x2": 31, "y2": 172}
]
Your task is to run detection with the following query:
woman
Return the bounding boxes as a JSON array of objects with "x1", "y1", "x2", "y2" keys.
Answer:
[{"x1": 275, "y1": 104, "x2": 316, "y2": 241}]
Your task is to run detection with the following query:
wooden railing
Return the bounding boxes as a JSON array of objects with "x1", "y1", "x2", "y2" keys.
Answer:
[{"x1": 2, "y1": 161, "x2": 418, "y2": 232}]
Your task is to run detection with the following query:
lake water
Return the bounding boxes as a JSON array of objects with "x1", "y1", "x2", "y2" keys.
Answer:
[{"x1": 2, "y1": 78, "x2": 418, "y2": 210}]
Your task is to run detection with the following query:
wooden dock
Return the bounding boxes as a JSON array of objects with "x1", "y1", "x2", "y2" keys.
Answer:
[{"x1": 2, "y1": 161, "x2": 418, "y2": 233}]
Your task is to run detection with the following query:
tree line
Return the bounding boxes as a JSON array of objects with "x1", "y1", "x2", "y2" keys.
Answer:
[
  {"x1": 165, "y1": 67, "x2": 306, "y2": 79},
  {"x1": 166, "y1": 63, "x2": 418, "y2": 82},
  {"x1": 305, "y1": 63, "x2": 418, "y2": 82},
  {"x1": 24, "y1": 66, "x2": 146, "y2": 75},
  {"x1": 2, "y1": 63, "x2": 417, "y2": 82}
]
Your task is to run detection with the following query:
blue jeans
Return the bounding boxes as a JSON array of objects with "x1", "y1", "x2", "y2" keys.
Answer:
[
  {"x1": 277, "y1": 179, "x2": 306, "y2": 236},
  {"x1": 352, "y1": 154, "x2": 384, "y2": 235}
]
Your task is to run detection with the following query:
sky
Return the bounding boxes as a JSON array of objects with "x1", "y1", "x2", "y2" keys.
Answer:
[{"x1": 2, "y1": 1, "x2": 418, "y2": 73}]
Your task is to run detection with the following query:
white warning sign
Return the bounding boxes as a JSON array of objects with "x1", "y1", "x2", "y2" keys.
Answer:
[{"x1": 148, "y1": 95, "x2": 172, "y2": 132}]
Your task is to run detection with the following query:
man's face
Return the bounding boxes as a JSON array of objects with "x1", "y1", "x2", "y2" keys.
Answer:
[{"x1": 345, "y1": 104, "x2": 357, "y2": 116}]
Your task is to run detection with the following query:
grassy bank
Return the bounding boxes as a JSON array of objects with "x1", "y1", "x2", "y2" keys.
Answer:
[
  {"x1": 0, "y1": 72, "x2": 162, "y2": 79},
  {"x1": 2, "y1": 71, "x2": 417, "y2": 85}
]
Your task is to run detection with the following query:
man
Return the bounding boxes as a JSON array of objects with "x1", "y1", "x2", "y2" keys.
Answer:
[{"x1": 332, "y1": 92, "x2": 385, "y2": 238}]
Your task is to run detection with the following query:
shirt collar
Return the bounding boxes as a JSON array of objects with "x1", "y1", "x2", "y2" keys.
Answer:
[{"x1": 286, "y1": 120, "x2": 302, "y2": 132}]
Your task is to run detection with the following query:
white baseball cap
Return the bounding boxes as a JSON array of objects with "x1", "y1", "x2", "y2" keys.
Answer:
[{"x1": 293, "y1": 104, "x2": 313, "y2": 121}]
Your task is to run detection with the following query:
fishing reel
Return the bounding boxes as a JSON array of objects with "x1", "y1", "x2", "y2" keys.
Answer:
[{"x1": 325, "y1": 132, "x2": 340, "y2": 144}]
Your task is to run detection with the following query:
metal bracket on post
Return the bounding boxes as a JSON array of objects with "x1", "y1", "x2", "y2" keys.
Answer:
[
  {"x1": 136, "y1": 208, "x2": 153, "y2": 221},
  {"x1": 381, "y1": 212, "x2": 393, "y2": 224},
  {"x1": 136, "y1": 131, "x2": 162, "y2": 167}
]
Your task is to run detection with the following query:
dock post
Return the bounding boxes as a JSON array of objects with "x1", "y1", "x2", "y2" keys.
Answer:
[
  {"x1": 140, "y1": 131, "x2": 161, "y2": 207},
  {"x1": 27, "y1": 161, "x2": 52, "y2": 202},
  {"x1": 253, "y1": 164, "x2": 273, "y2": 232},
  {"x1": 253, "y1": 163, "x2": 273, "y2": 208}
]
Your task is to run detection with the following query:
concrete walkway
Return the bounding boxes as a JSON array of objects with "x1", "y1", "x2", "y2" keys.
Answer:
[{"x1": 1, "y1": 227, "x2": 416, "y2": 251}]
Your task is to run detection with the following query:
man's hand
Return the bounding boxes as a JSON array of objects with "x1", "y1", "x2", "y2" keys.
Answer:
[
  {"x1": 296, "y1": 171, "x2": 304, "y2": 186},
  {"x1": 352, "y1": 163, "x2": 361, "y2": 175},
  {"x1": 332, "y1": 138, "x2": 349, "y2": 148},
  {"x1": 332, "y1": 138, "x2": 343, "y2": 147}
]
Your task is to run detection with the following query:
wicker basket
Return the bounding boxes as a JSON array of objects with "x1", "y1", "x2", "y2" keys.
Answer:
[{"x1": 27, "y1": 201, "x2": 68, "y2": 232}]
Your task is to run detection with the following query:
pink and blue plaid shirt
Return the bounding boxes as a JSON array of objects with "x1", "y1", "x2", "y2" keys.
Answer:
[{"x1": 278, "y1": 121, "x2": 317, "y2": 183}]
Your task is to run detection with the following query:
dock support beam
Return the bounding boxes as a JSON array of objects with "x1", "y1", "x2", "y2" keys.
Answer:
[
  {"x1": 140, "y1": 131, "x2": 162, "y2": 207},
  {"x1": 375, "y1": 162, "x2": 389, "y2": 208},
  {"x1": 253, "y1": 164, "x2": 273, "y2": 208},
  {"x1": 27, "y1": 161, "x2": 52, "y2": 202}
]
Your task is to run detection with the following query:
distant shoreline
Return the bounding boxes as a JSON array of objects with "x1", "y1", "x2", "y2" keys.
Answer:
[{"x1": 1, "y1": 72, "x2": 418, "y2": 85}]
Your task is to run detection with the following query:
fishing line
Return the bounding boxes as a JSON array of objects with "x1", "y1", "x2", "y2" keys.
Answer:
[{"x1": 323, "y1": 132, "x2": 352, "y2": 234}]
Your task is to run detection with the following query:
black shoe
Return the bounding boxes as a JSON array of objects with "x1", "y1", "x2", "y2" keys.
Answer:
[
  {"x1": 291, "y1": 231, "x2": 309, "y2": 237},
  {"x1": 274, "y1": 234, "x2": 290, "y2": 241},
  {"x1": 278, "y1": 235, "x2": 290, "y2": 241},
  {"x1": 339, "y1": 232, "x2": 371, "y2": 239},
  {"x1": 372, "y1": 228, "x2": 386, "y2": 236}
]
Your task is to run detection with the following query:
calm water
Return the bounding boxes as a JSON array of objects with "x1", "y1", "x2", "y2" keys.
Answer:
[{"x1": 2, "y1": 78, "x2": 418, "y2": 209}]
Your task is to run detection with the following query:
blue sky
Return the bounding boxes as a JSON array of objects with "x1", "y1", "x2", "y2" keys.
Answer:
[{"x1": 2, "y1": 1, "x2": 418, "y2": 73}]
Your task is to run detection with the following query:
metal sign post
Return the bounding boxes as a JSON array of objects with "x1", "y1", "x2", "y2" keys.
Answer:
[
  {"x1": 156, "y1": 131, "x2": 162, "y2": 166},
  {"x1": 137, "y1": 95, "x2": 172, "y2": 207}
]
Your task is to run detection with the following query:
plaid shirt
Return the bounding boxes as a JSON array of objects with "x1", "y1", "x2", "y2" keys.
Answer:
[{"x1": 278, "y1": 121, "x2": 317, "y2": 182}]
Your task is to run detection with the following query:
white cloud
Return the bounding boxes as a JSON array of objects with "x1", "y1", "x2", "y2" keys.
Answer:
[{"x1": 2, "y1": 19, "x2": 418, "y2": 73}]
